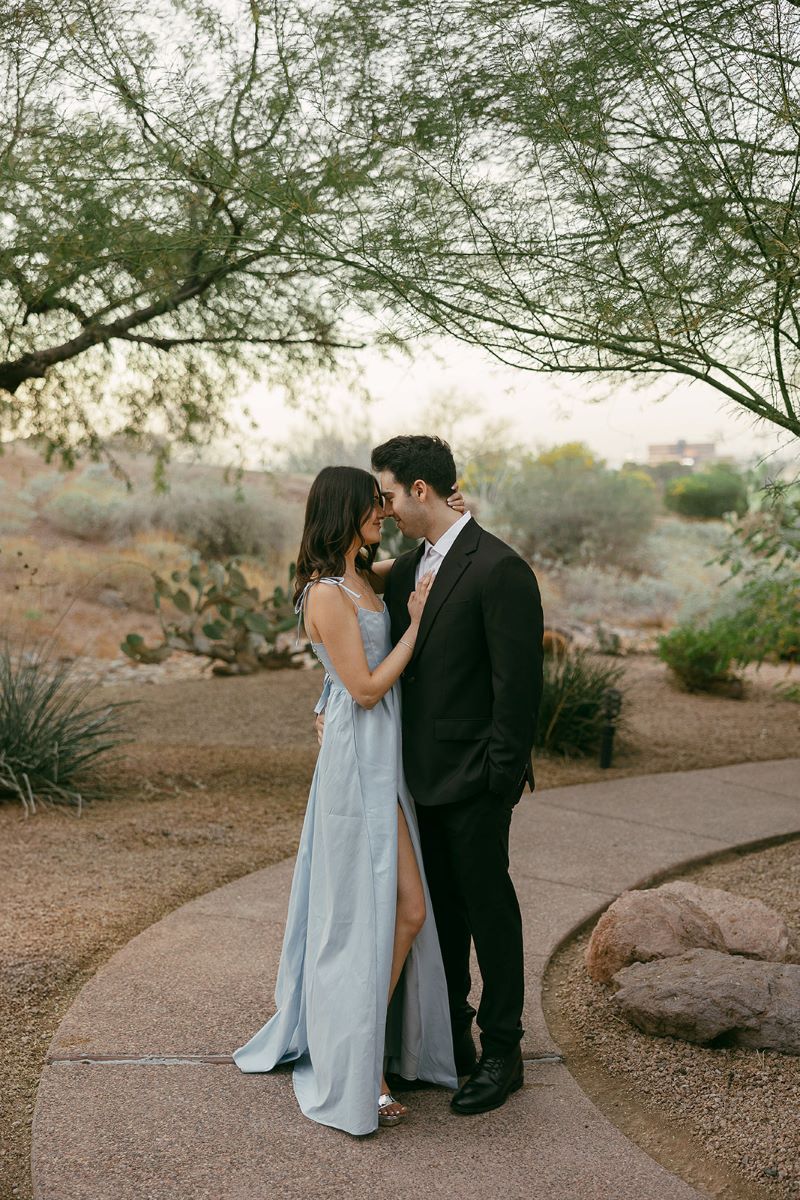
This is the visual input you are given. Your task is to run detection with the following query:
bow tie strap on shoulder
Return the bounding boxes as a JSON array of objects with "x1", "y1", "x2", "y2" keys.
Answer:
[
  {"x1": 294, "y1": 576, "x2": 364, "y2": 647},
  {"x1": 294, "y1": 580, "x2": 315, "y2": 647}
]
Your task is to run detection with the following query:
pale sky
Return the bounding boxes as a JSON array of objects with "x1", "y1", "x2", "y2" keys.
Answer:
[{"x1": 230, "y1": 337, "x2": 796, "y2": 472}]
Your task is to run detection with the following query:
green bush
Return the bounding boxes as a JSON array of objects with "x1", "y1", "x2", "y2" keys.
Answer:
[
  {"x1": 498, "y1": 455, "x2": 658, "y2": 566},
  {"x1": 0, "y1": 641, "x2": 134, "y2": 813},
  {"x1": 657, "y1": 618, "x2": 750, "y2": 693},
  {"x1": 720, "y1": 574, "x2": 800, "y2": 663},
  {"x1": 664, "y1": 467, "x2": 748, "y2": 520},
  {"x1": 535, "y1": 647, "x2": 626, "y2": 756}
]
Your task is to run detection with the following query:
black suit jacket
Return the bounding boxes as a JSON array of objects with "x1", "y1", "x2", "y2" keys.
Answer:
[{"x1": 384, "y1": 519, "x2": 544, "y2": 808}]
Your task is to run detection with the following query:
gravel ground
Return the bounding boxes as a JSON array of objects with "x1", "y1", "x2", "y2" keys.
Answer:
[
  {"x1": 0, "y1": 654, "x2": 798, "y2": 1199},
  {"x1": 545, "y1": 838, "x2": 800, "y2": 1200}
]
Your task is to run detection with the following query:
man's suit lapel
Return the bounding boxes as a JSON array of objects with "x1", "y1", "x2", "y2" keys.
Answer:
[{"x1": 411, "y1": 519, "x2": 482, "y2": 664}]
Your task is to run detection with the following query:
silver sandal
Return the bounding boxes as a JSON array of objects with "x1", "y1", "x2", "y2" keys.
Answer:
[{"x1": 378, "y1": 1092, "x2": 409, "y2": 1126}]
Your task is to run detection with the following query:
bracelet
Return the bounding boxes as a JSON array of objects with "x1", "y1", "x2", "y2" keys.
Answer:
[{"x1": 399, "y1": 638, "x2": 415, "y2": 650}]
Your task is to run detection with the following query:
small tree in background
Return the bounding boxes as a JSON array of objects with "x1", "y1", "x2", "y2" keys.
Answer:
[
  {"x1": 497, "y1": 447, "x2": 658, "y2": 566},
  {"x1": 664, "y1": 466, "x2": 749, "y2": 519},
  {"x1": 712, "y1": 474, "x2": 800, "y2": 696}
]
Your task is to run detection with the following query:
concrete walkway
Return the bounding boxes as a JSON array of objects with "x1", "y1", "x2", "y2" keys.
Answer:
[{"x1": 32, "y1": 759, "x2": 799, "y2": 1200}]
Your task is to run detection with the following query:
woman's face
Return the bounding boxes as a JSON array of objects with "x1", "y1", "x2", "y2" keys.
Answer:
[{"x1": 358, "y1": 486, "x2": 385, "y2": 547}]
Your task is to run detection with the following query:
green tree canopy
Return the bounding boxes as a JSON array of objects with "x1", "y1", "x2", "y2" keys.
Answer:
[
  {"x1": 0, "y1": 0, "x2": 383, "y2": 467},
  {"x1": 3, "y1": 0, "x2": 800, "y2": 465},
  {"x1": 303, "y1": 0, "x2": 800, "y2": 441}
]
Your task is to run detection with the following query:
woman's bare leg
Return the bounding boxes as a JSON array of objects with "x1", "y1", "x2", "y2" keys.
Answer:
[
  {"x1": 380, "y1": 802, "x2": 426, "y2": 1113},
  {"x1": 388, "y1": 801, "x2": 426, "y2": 1003}
]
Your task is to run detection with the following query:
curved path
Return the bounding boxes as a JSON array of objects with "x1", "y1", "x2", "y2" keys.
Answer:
[{"x1": 33, "y1": 759, "x2": 799, "y2": 1200}]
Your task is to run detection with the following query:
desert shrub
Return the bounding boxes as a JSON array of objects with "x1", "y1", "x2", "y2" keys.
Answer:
[
  {"x1": 535, "y1": 647, "x2": 626, "y2": 756},
  {"x1": 281, "y1": 430, "x2": 373, "y2": 473},
  {"x1": 0, "y1": 498, "x2": 34, "y2": 535},
  {"x1": 17, "y1": 472, "x2": 61, "y2": 506},
  {"x1": 635, "y1": 517, "x2": 748, "y2": 626},
  {"x1": 719, "y1": 573, "x2": 800, "y2": 663},
  {"x1": 0, "y1": 640, "x2": 134, "y2": 812},
  {"x1": 81, "y1": 463, "x2": 115, "y2": 482},
  {"x1": 657, "y1": 618, "x2": 751, "y2": 693},
  {"x1": 128, "y1": 532, "x2": 192, "y2": 563},
  {"x1": 594, "y1": 623, "x2": 623, "y2": 655},
  {"x1": 498, "y1": 455, "x2": 658, "y2": 567},
  {"x1": 558, "y1": 563, "x2": 679, "y2": 625},
  {"x1": 43, "y1": 488, "x2": 123, "y2": 540},
  {"x1": 112, "y1": 483, "x2": 298, "y2": 560},
  {"x1": 641, "y1": 461, "x2": 694, "y2": 490},
  {"x1": 707, "y1": 478, "x2": 800, "y2": 674},
  {"x1": 535, "y1": 441, "x2": 602, "y2": 469},
  {"x1": 664, "y1": 466, "x2": 748, "y2": 520}
]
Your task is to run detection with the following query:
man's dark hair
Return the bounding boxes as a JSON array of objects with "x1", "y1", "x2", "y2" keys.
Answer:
[{"x1": 371, "y1": 435, "x2": 457, "y2": 498}]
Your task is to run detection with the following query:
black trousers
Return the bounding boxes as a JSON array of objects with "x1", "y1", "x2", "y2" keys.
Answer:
[{"x1": 415, "y1": 789, "x2": 525, "y2": 1057}]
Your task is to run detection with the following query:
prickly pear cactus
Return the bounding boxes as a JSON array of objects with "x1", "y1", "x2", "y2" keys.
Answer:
[{"x1": 121, "y1": 556, "x2": 308, "y2": 675}]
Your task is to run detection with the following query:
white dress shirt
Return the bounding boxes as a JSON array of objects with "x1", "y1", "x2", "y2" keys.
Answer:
[{"x1": 414, "y1": 511, "x2": 473, "y2": 585}]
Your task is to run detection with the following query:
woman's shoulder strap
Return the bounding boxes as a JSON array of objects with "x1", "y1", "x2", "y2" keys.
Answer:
[
  {"x1": 316, "y1": 576, "x2": 362, "y2": 606},
  {"x1": 296, "y1": 578, "x2": 362, "y2": 628}
]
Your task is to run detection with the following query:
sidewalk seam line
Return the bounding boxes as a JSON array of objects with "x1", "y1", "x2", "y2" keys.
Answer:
[{"x1": 531, "y1": 800, "x2": 741, "y2": 840}]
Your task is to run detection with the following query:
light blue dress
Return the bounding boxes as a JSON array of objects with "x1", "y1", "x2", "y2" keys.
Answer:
[{"x1": 232, "y1": 577, "x2": 458, "y2": 1135}]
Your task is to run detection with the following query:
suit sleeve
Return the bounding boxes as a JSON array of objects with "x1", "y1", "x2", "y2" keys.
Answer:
[{"x1": 481, "y1": 554, "x2": 544, "y2": 799}]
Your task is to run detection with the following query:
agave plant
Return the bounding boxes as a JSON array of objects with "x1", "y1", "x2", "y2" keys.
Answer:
[
  {"x1": 0, "y1": 640, "x2": 135, "y2": 815},
  {"x1": 535, "y1": 647, "x2": 626, "y2": 757},
  {"x1": 121, "y1": 556, "x2": 306, "y2": 675}
]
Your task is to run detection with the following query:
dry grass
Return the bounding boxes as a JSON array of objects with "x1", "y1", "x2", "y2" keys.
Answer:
[{"x1": 0, "y1": 528, "x2": 296, "y2": 661}]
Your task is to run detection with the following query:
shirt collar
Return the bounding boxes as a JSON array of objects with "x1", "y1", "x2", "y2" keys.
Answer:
[{"x1": 423, "y1": 510, "x2": 472, "y2": 559}]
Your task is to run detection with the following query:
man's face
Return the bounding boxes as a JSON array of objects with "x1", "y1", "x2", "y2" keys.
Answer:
[{"x1": 377, "y1": 469, "x2": 427, "y2": 540}]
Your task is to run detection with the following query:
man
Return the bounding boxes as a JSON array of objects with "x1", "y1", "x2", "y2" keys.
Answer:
[{"x1": 318, "y1": 435, "x2": 544, "y2": 1115}]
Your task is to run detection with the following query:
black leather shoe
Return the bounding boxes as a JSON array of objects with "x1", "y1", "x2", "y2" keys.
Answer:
[
  {"x1": 453, "y1": 1025, "x2": 478, "y2": 1076},
  {"x1": 450, "y1": 1046, "x2": 524, "y2": 1114}
]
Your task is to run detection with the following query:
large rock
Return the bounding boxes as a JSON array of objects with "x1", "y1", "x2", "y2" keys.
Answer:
[
  {"x1": 657, "y1": 881, "x2": 791, "y2": 961},
  {"x1": 611, "y1": 948, "x2": 800, "y2": 1054},
  {"x1": 585, "y1": 889, "x2": 727, "y2": 983}
]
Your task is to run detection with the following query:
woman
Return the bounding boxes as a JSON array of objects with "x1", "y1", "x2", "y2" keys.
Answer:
[{"x1": 232, "y1": 466, "x2": 465, "y2": 1135}]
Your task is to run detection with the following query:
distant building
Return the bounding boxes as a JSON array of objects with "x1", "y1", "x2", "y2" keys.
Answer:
[{"x1": 647, "y1": 440, "x2": 716, "y2": 467}]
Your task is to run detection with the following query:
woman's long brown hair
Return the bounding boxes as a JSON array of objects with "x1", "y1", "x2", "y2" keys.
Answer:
[{"x1": 293, "y1": 466, "x2": 381, "y2": 607}]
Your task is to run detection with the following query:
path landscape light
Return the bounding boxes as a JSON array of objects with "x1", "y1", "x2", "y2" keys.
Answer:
[{"x1": 599, "y1": 687, "x2": 623, "y2": 769}]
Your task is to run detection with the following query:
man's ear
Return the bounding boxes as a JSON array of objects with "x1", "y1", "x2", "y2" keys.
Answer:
[{"x1": 412, "y1": 478, "x2": 427, "y2": 501}]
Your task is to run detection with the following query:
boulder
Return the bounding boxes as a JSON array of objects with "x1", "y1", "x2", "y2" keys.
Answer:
[
  {"x1": 657, "y1": 880, "x2": 791, "y2": 962},
  {"x1": 611, "y1": 948, "x2": 800, "y2": 1054},
  {"x1": 585, "y1": 888, "x2": 727, "y2": 983}
]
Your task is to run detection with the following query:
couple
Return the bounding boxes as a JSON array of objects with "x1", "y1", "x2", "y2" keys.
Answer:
[{"x1": 233, "y1": 435, "x2": 544, "y2": 1136}]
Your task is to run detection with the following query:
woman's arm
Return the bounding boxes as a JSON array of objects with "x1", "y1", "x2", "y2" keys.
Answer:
[{"x1": 305, "y1": 577, "x2": 433, "y2": 709}]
